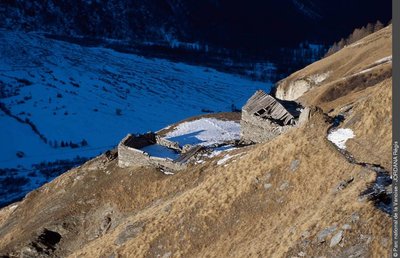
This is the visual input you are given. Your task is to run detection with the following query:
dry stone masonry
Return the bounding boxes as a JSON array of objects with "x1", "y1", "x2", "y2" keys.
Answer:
[
  {"x1": 117, "y1": 132, "x2": 203, "y2": 171},
  {"x1": 240, "y1": 90, "x2": 308, "y2": 143},
  {"x1": 118, "y1": 89, "x2": 311, "y2": 169}
]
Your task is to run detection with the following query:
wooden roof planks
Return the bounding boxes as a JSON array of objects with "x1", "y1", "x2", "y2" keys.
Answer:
[{"x1": 243, "y1": 90, "x2": 296, "y2": 125}]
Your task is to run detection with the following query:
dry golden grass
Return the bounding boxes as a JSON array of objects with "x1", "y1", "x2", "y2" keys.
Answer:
[
  {"x1": 0, "y1": 25, "x2": 392, "y2": 258},
  {"x1": 64, "y1": 105, "x2": 390, "y2": 258},
  {"x1": 277, "y1": 25, "x2": 392, "y2": 103}
]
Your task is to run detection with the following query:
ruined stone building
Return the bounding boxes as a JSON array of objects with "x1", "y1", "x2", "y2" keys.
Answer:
[
  {"x1": 118, "y1": 89, "x2": 308, "y2": 169},
  {"x1": 118, "y1": 132, "x2": 203, "y2": 171},
  {"x1": 240, "y1": 90, "x2": 304, "y2": 143}
]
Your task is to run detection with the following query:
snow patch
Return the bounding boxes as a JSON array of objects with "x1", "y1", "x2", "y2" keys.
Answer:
[
  {"x1": 217, "y1": 154, "x2": 235, "y2": 165},
  {"x1": 347, "y1": 42, "x2": 363, "y2": 48},
  {"x1": 165, "y1": 118, "x2": 240, "y2": 147},
  {"x1": 375, "y1": 55, "x2": 392, "y2": 65},
  {"x1": 0, "y1": 29, "x2": 268, "y2": 206},
  {"x1": 208, "y1": 145, "x2": 237, "y2": 158},
  {"x1": 355, "y1": 56, "x2": 392, "y2": 75},
  {"x1": 356, "y1": 67, "x2": 375, "y2": 75},
  {"x1": 140, "y1": 144, "x2": 179, "y2": 160},
  {"x1": 8, "y1": 204, "x2": 18, "y2": 212},
  {"x1": 195, "y1": 145, "x2": 237, "y2": 164},
  {"x1": 327, "y1": 128, "x2": 355, "y2": 149},
  {"x1": 0, "y1": 30, "x2": 267, "y2": 171},
  {"x1": 157, "y1": 125, "x2": 171, "y2": 133},
  {"x1": 162, "y1": 171, "x2": 175, "y2": 175}
]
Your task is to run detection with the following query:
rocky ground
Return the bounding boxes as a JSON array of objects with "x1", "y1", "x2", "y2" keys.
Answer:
[{"x1": 0, "y1": 26, "x2": 392, "y2": 257}]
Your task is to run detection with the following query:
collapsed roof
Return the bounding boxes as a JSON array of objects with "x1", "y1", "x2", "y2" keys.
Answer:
[{"x1": 242, "y1": 90, "x2": 299, "y2": 126}]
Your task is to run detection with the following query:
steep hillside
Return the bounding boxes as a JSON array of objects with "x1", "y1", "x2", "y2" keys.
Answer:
[
  {"x1": 0, "y1": 29, "x2": 268, "y2": 207},
  {"x1": 0, "y1": 0, "x2": 391, "y2": 81},
  {"x1": 275, "y1": 25, "x2": 392, "y2": 103},
  {"x1": 275, "y1": 25, "x2": 392, "y2": 168},
  {"x1": 0, "y1": 27, "x2": 392, "y2": 257}
]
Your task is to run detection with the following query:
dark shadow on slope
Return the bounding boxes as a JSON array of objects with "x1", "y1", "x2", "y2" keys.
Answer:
[{"x1": 165, "y1": 130, "x2": 206, "y2": 146}]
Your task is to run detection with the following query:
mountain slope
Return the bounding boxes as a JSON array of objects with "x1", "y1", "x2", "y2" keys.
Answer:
[
  {"x1": 275, "y1": 25, "x2": 392, "y2": 168},
  {"x1": 0, "y1": 29, "x2": 268, "y2": 206},
  {"x1": 0, "y1": 26, "x2": 392, "y2": 257},
  {"x1": 0, "y1": 0, "x2": 391, "y2": 51},
  {"x1": 1, "y1": 1, "x2": 391, "y2": 88}
]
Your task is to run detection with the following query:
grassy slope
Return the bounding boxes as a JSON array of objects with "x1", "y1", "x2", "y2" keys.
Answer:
[{"x1": 0, "y1": 27, "x2": 392, "y2": 257}]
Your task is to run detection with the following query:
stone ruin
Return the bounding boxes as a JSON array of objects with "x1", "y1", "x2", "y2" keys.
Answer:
[
  {"x1": 117, "y1": 132, "x2": 203, "y2": 171},
  {"x1": 118, "y1": 89, "x2": 311, "y2": 170},
  {"x1": 240, "y1": 90, "x2": 309, "y2": 143}
]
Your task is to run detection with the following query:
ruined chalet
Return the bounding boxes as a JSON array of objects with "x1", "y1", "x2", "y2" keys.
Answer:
[
  {"x1": 117, "y1": 89, "x2": 309, "y2": 171},
  {"x1": 118, "y1": 132, "x2": 203, "y2": 171},
  {"x1": 240, "y1": 89, "x2": 308, "y2": 143}
]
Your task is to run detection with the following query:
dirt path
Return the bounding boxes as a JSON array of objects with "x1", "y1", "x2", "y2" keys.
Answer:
[{"x1": 327, "y1": 115, "x2": 392, "y2": 214}]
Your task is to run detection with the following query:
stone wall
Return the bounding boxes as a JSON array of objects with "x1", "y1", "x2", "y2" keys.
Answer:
[
  {"x1": 124, "y1": 132, "x2": 156, "y2": 149},
  {"x1": 118, "y1": 134, "x2": 152, "y2": 168},
  {"x1": 155, "y1": 135, "x2": 182, "y2": 152},
  {"x1": 240, "y1": 90, "x2": 311, "y2": 143},
  {"x1": 117, "y1": 134, "x2": 187, "y2": 170},
  {"x1": 240, "y1": 110, "x2": 294, "y2": 143},
  {"x1": 147, "y1": 156, "x2": 186, "y2": 171},
  {"x1": 298, "y1": 107, "x2": 311, "y2": 126},
  {"x1": 240, "y1": 105, "x2": 314, "y2": 143}
]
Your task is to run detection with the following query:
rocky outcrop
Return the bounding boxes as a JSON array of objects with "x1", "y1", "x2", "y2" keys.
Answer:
[
  {"x1": 298, "y1": 106, "x2": 311, "y2": 125},
  {"x1": 275, "y1": 72, "x2": 330, "y2": 101}
]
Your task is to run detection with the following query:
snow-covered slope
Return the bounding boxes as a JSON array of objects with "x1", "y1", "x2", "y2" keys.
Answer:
[
  {"x1": 164, "y1": 118, "x2": 240, "y2": 146},
  {"x1": 0, "y1": 29, "x2": 269, "y2": 206}
]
